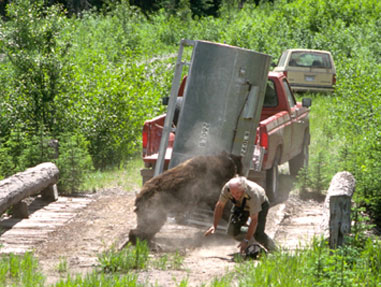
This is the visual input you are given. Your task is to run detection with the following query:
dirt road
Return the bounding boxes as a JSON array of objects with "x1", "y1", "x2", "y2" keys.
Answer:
[{"x1": 0, "y1": 172, "x2": 325, "y2": 286}]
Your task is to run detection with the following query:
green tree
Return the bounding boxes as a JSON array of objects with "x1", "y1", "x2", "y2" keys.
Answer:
[
  {"x1": 56, "y1": 132, "x2": 93, "y2": 193},
  {"x1": 1, "y1": 0, "x2": 69, "y2": 135}
]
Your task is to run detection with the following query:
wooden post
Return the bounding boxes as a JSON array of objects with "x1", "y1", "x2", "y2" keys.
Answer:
[
  {"x1": 12, "y1": 200, "x2": 30, "y2": 218},
  {"x1": 323, "y1": 171, "x2": 355, "y2": 249},
  {"x1": 0, "y1": 162, "x2": 59, "y2": 217},
  {"x1": 41, "y1": 184, "x2": 59, "y2": 202}
]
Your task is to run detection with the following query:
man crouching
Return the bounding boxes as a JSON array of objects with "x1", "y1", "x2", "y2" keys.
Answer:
[{"x1": 204, "y1": 176, "x2": 277, "y2": 254}]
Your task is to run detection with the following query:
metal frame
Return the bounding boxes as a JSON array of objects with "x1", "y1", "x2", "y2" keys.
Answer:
[{"x1": 154, "y1": 39, "x2": 195, "y2": 176}]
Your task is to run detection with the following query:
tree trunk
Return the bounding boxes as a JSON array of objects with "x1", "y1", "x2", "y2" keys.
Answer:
[{"x1": 0, "y1": 162, "x2": 59, "y2": 216}]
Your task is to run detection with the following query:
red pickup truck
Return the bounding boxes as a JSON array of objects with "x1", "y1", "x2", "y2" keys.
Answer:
[{"x1": 141, "y1": 71, "x2": 311, "y2": 203}]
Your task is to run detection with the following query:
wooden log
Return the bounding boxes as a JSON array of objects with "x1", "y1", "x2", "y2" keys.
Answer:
[
  {"x1": 0, "y1": 162, "x2": 59, "y2": 216},
  {"x1": 322, "y1": 171, "x2": 355, "y2": 249}
]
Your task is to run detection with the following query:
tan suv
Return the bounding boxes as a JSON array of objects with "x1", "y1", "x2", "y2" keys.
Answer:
[{"x1": 274, "y1": 49, "x2": 336, "y2": 93}]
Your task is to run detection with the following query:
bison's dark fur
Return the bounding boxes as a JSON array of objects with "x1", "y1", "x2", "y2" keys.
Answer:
[{"x1": 129, "y1": 153, "x2": 242, "y2": 244}]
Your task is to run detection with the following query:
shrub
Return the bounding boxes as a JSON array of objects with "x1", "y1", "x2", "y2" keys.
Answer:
[
  {"x1": 0, "y1": 126, "x2": 57, "y2": 178},
  {"x1": 55, "y1": 132, "x2": 92, "y2": 194},
  {"x1": 333, "y1": 58, "x2": 381, "y2": 225}
]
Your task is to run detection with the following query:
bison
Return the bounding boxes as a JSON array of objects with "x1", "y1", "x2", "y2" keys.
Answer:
[{"x1": 129, "y1": 152, "x2": 242, "y2": 244}]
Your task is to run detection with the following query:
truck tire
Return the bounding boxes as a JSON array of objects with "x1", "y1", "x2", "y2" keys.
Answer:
[
  {"x1": 289, "y1": 134, "x2": 309, "y2": 176},
  {"x1": 266, "y1": 148, "x2": 280, "y2": 204}
]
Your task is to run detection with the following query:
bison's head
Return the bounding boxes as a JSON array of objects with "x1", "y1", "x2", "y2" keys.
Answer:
[{"x1": 132, "y1": 193, "x2": 168, "y2": 244}]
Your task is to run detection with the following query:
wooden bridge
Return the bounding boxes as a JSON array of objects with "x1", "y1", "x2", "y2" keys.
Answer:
[{"x1": 0, "y1": 195, "x2": 93, "y2": 254}]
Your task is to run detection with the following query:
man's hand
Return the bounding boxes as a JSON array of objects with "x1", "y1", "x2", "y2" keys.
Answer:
[
  {"x1": 238, "y1": 240, "x2": 249, "y2": 254},
  {"x1": 205, "y1": 201, "x2": 225, "y2": 237},
  {"x1": 204, "y1": 226, "x2": 216, "y2": 237}
]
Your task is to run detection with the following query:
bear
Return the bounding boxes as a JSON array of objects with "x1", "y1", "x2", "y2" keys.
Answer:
[{"x1": 128, "y1": 152, "x2": 242, "y2": 244}]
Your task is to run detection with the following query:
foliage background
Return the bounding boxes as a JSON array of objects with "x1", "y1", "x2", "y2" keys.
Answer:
[{"x1": 0, "y1": 0, "x2": 380, "y2": 224}]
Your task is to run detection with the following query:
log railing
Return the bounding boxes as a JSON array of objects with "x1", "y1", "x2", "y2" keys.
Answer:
[
  {"x1": 322, "y1": 171, "x2": 356, "y2": 249},
  {"x1": 0, "y1": 162, "x2": 59, "y2": 218}
]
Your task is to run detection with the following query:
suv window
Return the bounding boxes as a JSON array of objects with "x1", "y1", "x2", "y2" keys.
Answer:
[
  {"x1": 263, "y1": 80, "x2": 278, "y2": 108},
  {"x1": 283, "y1": 79, "x2": 295, "y2": 108},
  {"x1": 289, "y1": 51, "x2": 332, "y2": 69}
]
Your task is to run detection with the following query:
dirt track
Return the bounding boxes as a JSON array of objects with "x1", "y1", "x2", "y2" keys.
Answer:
[{"x1": 0, "y1": 171, "x2": 326, "y2": 286}]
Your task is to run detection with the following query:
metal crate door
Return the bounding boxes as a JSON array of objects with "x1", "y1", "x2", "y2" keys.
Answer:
[{"x1": 169, "y1": 41, "x2": 271, "y2": 176}]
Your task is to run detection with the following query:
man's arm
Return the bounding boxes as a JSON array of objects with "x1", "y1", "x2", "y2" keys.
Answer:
[
  {"x1": 246, "y1": 213, "x2": 258, "y2": 241},
  {"x1": 204, "y1": 200, "x2": 226, "y2": 236},
  {"x1": 238, "y1": 213, "x2": 258, "y2": 252}
]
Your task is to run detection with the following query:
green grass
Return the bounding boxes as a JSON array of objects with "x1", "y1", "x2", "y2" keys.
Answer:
[
  {"x1": 92, "y1": 235, "x2": 381, "y2": 287},
  {"x1": 0, "y1": 252, "x2": 45, "y2": 287},
  {"x1": 98, "y1": 240, "x2": 185, "y2": 273},
  {"x1": 234, "y1": 236, "x2": 381, "y2": 287},
  {"x1": 54, "y1": 271, "x2": 141, "y2": 286},
  {"x1": 98, "y1": 240, "x2": 150, "y2": 273},
  {"x1": 80, "y1": 156, "x2": 144, "y2": 192},
  {"x1": 56, "y1": 257, "x2": 68, "y2": 274}
]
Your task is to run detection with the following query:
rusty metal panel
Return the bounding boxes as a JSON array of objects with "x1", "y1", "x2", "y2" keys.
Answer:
[{"x1": 169, "y1": 41, "x2": 271, "y2": 175}]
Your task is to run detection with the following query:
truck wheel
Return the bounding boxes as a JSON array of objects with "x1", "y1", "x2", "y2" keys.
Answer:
[
  {"x1": 289, "y1": 135, "x2": 309, "y2": 176},
  {"x1": 266, "y1": 149, "x2": 280, "y2": 204}
]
